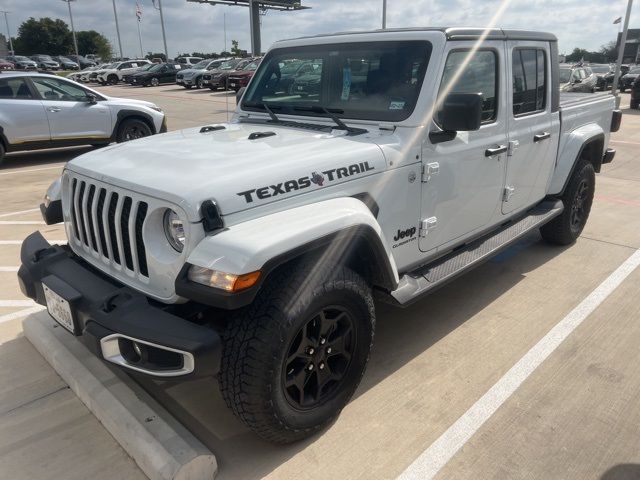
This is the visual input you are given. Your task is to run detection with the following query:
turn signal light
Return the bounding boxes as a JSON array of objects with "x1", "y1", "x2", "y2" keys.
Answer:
[{"x1": 188, "y1": 266, "x2": 261, "y2": 292}]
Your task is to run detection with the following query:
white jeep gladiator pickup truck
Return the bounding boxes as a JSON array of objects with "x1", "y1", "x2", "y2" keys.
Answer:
[{"x1": 20, "y1": 28, "x2": 621, "y2": 443}]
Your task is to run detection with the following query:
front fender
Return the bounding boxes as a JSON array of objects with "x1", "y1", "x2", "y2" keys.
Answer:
[
  {"x1": 548, "y1": 124, "x2": 604, "y2": 195},
  {"x1": 186, "y1": 197, "x2": 399, "y2": 290}
]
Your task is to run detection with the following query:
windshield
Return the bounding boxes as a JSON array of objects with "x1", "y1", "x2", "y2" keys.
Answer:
[
  {"x1": 629, "y1": 67, "x2": 640, "y2": 74},
  {"x1": 559, "y1": 68, "x2": 572, "y2": 83},
  {"x1": 242, "y1": 41, "x2": 432, "y2": 122},
  {"x1": 139, "y1": 63, "x2": 154, "y2": 71},
  {"x1": 192, "y1": 60, "x2": 210, "y2": 69},
  {"x1": 589, "y1": 66, "x2": 610, "y2": 73},
  {"x1": 148, "y1": 64, "x2": 165, "y2": 72},
  {"x1": 14, "y1": 56, "x2": 31, "y2": 61},
  {"x1": 219, "y1": 59, "x2": 240, "y2": 70}
]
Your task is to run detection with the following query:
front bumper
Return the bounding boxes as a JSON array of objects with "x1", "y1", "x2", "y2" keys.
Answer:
[{"x1": 18, "y1": 231, "x2": 222, "y2": 379}]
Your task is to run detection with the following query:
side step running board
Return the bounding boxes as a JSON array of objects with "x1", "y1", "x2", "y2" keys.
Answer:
[{"x1": 390, "y1": 200, "x2": 564, "y2": 307}]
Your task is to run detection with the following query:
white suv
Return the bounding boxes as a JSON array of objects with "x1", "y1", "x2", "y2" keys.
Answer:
[
  {"x1": 97, "y1": 59, "x2": 152, "y2": 85},
  {"x1": 0, "y1": 72, "x2": 166, "y2": 166}
]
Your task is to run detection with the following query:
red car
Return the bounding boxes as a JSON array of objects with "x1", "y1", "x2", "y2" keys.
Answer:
[
  {"x1": 227, "y1": 60, "x2": 260, "y2": 92},
  {"x1": 0, "y1": 58, "x2": 14, "y2": 70}
]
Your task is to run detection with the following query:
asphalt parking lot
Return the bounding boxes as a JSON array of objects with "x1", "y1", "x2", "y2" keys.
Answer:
[{"x1": 1, "y1": 84, "x2": 640, "y2": 480}]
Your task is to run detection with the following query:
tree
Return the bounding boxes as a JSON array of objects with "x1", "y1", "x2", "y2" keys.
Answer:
[
  {"x1": 14, "y1": 17, "x2": 72, "y2": 55},
  {"x1": 565, "y1": 48, "x2": 589, "y2": 63},
  {"x1": 600, "y1": 41, "x2": 618, "y2": 63},
  {"x1": 76, "y1": 30, "x2": 112, "y2": 60},
  {"x1": 231, "y1": 39, "x2": 241, "y2": 56}
]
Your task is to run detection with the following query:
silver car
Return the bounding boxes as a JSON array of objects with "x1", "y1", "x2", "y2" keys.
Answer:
[
  {"x1": 0, "y1": 71, "x2": 166, "y2": 166},
  {"x1": 175, "y1": 58, "x2": 229, "y2": 89},
  {"x1": 559, "y1": 64, "x2": 597, "y2": 93}
]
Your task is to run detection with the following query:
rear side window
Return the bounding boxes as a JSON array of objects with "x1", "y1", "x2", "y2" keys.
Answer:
[
  {"x1": 0, "y1": 78, "x2": 33, "y2": 99},
  {"x1": 438, "y1": 49, "x2": 498, "y2": 123},
  {"x1": 512, "y1": 48, "x2": 547, "y2": 115}
]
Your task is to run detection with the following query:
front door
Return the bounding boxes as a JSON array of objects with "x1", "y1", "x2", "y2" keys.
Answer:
[
  {"x1": 503, "y1": 43, "x2": 556, "y2": 214},
  {"x1": 420, "y1": 42, "x2": 508, "y2": 253},
  {"x1": 30, "y1": 76, "x2": 111, "y2": 142}
]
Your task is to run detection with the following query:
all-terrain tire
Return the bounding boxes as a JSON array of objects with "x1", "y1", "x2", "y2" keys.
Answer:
[
  {"x1": 0, "y1": 142, "x2": 5, "y2": 167},
  {"x1": 540, "y1": 160, "x2": 595, "y2": 245},
  {"x1": 219, "y1": 260, "x2": 375, "y2": 444}
]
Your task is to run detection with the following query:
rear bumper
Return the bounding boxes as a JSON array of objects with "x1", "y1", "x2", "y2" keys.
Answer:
[{"x1": 18, "y1": 231, "x2": 222, "y2": 379}]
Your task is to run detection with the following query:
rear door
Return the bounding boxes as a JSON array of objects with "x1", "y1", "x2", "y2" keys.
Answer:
[
  {"x1": 503, "y1": 43, "x2": 556, "y2": 215},
  {"x1": 419, "y1": 42, "x2": 508, "y2": 253},
  {"x1": 30, "y1": 76, "x2": 111, "y2": 141},
  {"x1": 0, "y1": 76, "x2": 50, "y2": 144}
]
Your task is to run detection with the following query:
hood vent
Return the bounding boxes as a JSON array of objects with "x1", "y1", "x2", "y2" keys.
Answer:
[
  {"x1": 248, "y1": 131, "x2": 276, "y2": 140},
  {"x1": 200, "y1": 125, "x2": 226, "y2": 133}
]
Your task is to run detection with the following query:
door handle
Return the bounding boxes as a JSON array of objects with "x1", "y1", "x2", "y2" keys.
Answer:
[
  {"x1": 47, "y1": 107, "x2": 61, "y2": 113},
  {"x1": 485, "y1": 145, "x2": 508, "y2": 157},
  {"x1": 533, "y1": 132, "x2": 551, "y2": 142}
]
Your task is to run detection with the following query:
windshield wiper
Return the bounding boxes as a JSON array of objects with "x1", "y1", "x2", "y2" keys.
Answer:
[{"x1": 292, "y1": 106, "x2": 367, "y2": 135}]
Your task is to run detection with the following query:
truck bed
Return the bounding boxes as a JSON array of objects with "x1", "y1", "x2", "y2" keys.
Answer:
[{"x1": 559, "y1": 91, "x2": 613, "y2": 109}]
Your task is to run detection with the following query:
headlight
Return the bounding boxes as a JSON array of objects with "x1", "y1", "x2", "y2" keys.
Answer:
[
  {"x1": 150, "y1": 105, "x2": 163, "y2": 113},
  {"x1": 188, "y1": 265, "x2": 261, "y2": 292},
  {"x1": 163, "y1": 209, "x2": 185, "y2": 252}
]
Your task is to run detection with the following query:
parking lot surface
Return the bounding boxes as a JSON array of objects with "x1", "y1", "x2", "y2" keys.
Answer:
[{"x1": 1, "y1": 85, "x2": 639, "y2": 480}]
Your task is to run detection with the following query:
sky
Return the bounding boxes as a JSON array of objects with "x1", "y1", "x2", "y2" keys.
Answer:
[{"x1": 0, "y1": 0, "x2": 636, "y2": 58}]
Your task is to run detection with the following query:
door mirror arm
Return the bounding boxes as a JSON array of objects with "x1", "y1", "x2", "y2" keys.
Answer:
[{"x1": 85, "y1": 93, "x2": 98, "y2": 104}]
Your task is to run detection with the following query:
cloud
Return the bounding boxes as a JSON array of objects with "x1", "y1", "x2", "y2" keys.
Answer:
[{"x1": 0, "y1": 0, "x2": 634, "y2": 58}]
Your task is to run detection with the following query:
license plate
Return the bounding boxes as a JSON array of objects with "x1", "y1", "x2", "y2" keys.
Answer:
[{"x1": 43, "y1": 282, "x2": 75, "y2": 334}]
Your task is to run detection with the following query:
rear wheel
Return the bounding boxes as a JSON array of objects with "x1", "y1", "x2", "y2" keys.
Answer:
[
  {"x1": 540, "y1": 160, "x2": 595, "y2": 245},
  {"x1": 0, "y1": 142, "x2": 5, "y2": 167},
  {"x1": 631, "y1": 100, "x2": 639, "y2": 109},
  {"x1": 219, "y1": 261, "x2": 375, "y2": 443},
  {"x1": 116, "y1": 118, "x2": 152, "y2": 143}
]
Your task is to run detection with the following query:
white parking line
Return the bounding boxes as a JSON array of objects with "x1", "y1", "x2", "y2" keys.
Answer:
[
  {"x1": 0, "y1": 300, "x2": 37, "y2": 307},
  {"x1": 0, "y1": 208, "x2": 40, "y2": 218},
  {"x1": 0, "y1": 221, "x2": 46, "y2": 225},
  {"x1": 0, "y1": 267, "x2": 19, "y2": 272},
  {"x1": 398, "y1": 249, "x2": 640, "y2": 480},
  {"x1": 0, "y1": 240, "x2": 67, "y2": 245},
  {"x1": 0, "y1": 306, "x2": 45, "y2": 325},
  {"x1": 0, "y1": 165, "x2": 64, "y2": 176}
]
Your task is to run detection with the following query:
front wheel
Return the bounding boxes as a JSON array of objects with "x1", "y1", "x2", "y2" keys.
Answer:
[
  {"x1": 116, "y1": 118, "x2": 152, "y2": 143},
  {"x1": 540, "y1": 160, "x2": 595, "y2": 245},
  {"x1": 219, "y1": 261, "x2": 375, "y2": 443},
  {"x1": 150, "y1": 77, "x2": 159, "y2": 87},
  {"x1": 195, "y1": 77, "x2": 203, "y2": 89}
]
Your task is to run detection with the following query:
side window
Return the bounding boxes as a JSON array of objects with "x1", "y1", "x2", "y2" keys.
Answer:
[
  {"x1": 32, "y1": 77, "x2": 89, "y2": 102},
  {"x1": 512, "y1": 48, "x2": 546, "y2": 115},
  {"x1": 438, "y1": 49, "x2": 498, "y2": 123},
  {"x1": 0, "y1": 78, "x2": 33, "y2": 99}
]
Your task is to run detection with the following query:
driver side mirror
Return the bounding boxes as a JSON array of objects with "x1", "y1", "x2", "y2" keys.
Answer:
[
  {"x1": 85, "y1": 93, "x2": 97, "y2": 104},
  {"x1": 430, "y1": 93, "x2": 483, "y2": 144}
]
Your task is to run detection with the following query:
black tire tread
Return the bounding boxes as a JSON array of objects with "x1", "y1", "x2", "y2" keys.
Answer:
[
  {"x1": 540, "y1": 159, "x2": 595, "y2": 245},
  {"x1": 219, "y1": 260, "x2": 374, "y2": 443}
]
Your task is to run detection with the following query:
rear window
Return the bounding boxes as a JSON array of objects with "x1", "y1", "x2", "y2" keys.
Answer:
[{"x1": 0, "y1": 78, "x2": 33, "y2": 99}]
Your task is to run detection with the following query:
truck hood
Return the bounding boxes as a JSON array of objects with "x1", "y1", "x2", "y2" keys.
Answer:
[{"x1": 66, "y1": 122, "x2": 388, "y2": 221}]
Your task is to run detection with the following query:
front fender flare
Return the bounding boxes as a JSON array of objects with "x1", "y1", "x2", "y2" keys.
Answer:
[{"x1": 178, "y1": 198, "x2": 399, "y2": 309}]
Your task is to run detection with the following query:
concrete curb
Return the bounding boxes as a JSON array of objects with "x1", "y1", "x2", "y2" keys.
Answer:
[{"x1": 23, "y1": 311, "x2": 218, "y2": 480}]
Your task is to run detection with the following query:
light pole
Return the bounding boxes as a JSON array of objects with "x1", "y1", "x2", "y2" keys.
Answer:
[
  {"x1": 382, "y1": 0, "x2": 387, "y2": 29},
  {"x1": 152, "y1": 0, "x2": 169, "y2": 61},
  {"x1": 111, "y1": 0, "x2": 123, "y2": 59},
  {"x1": 62, "y1": 0, "x2": 80, "y2": 60},
  {"x1": 612, "y1": 0, "x2": 634, "y2": 98},
  {"x1": 0, "y1": 11, "x2": 13, "y2": 54}
]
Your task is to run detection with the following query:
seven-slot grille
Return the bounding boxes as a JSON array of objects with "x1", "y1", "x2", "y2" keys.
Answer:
[{"x1": 69, "y1": 177, "x2": 149, "y2": 277}]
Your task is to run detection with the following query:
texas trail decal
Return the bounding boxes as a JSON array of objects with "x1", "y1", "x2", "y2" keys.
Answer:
[{"x1": 237, "y1": 161, "x2": 375, "y2": 203}]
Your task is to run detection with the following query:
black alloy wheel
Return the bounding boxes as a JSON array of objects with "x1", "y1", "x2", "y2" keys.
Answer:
[{"x1": 283, "y1": 306, "x2": 356, "y2": 410}]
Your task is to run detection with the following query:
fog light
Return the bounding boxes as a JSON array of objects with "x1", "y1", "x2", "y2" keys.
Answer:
[{"x1": 188, "y1": 265, "x2": 261, "y2": 292}]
